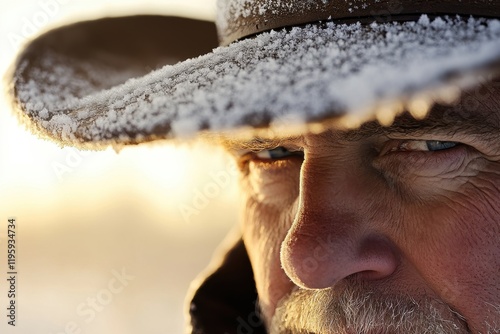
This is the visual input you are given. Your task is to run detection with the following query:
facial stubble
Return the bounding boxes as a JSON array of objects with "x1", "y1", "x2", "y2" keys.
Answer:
[{"x1": 268, "y1": 279, "x2": 470, "y2": 334}]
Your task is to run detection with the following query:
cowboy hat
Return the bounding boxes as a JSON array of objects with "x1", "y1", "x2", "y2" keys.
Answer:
[{"x1": 7, "y1": 0, "x2": 500, "y2": 149}]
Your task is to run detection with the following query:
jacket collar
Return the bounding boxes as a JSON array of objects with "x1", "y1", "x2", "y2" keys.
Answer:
[{"x1": 188, "y1": 238, "x2": 267, "y2": 334}]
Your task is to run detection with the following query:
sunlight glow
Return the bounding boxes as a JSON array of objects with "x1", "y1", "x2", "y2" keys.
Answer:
[{"x1": 0, "y1": 0, "x2": 223, "y2": 222}]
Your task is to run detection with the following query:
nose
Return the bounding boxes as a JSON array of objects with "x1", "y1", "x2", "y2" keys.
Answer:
[{"x1": 280, "y1": 160, "x2": 399, "y2": 289}]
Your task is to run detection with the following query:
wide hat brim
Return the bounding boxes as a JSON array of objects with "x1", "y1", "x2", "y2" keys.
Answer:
[{"x1": 8, "y1": 14, "x2": 500, "y2": 149}]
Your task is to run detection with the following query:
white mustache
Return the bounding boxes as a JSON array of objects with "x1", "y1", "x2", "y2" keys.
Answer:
[{"x1": 268, "y1": 283, "x2": 470, "y2": 334}]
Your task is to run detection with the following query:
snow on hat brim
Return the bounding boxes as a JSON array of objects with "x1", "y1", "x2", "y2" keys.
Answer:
[{"x1": 8, "y1": 14, "x2": 500, "y2": 149}]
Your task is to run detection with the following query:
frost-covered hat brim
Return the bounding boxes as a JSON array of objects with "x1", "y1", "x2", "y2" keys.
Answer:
[{"x1": 9, "y1": 14, "x2": 500, "y2": 149}]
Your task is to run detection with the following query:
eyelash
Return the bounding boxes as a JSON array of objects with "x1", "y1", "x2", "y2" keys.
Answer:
[
  {"x1": 374, "y1": 140, "x2": 469, "y2": 174},
  {"x1": 236, "y1": 147, "x2": 303, "y2": 174},
  {"x1": 240, "y1": 140, "x2": 469, "y2": 177},
  {"x1": 379, "y1": 140, "x2": 459, "y2": 154},
  {"x1": 244, "y1": 140, "x2": 460, "y2": 160},
  {"x1": 253, "y1": 147, "x2": 304, "y2": 160}
]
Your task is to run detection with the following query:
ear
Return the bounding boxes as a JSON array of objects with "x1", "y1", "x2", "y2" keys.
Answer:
[{"x1": 10, "y1": 15, "x2": 219, "y2": 100}]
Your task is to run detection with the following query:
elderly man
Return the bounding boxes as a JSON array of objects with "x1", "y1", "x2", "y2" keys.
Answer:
[{"x1": 8, "y1": 0, "x2": 500, "y2": 333}]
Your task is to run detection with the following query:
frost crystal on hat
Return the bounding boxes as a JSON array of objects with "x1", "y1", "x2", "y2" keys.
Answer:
[
  {"x1": 218, "y1": 0, "x2": 328, "y2": 23},
  {"x1": 215, "y1": 0, "x2": 499, "y2": 45},
  {"x1": 11, "y1": 16, "x2": 500, "y2": 148}
]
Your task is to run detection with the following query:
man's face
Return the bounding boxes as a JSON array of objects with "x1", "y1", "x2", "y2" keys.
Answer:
[{"x1": 227, "y1": 78, "x2": 500, "y2": 334}]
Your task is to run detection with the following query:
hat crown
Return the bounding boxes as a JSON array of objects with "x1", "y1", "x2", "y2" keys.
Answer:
[{"x1": 216, "y1": 0, "x2": 500, "y2": 45}]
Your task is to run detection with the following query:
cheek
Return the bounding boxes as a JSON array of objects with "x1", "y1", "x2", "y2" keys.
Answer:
[
  {"x1": 246, "y1": 158, "x2": 301, "y2": 205},
  {"x1": 242, "y1": 198, "x2": 298, "y2": 320},
  {"x1": 402, "y1": 172, "x2": 500, "y2": 325},
  {"x1": 240, "y1": 160, "x2": 302, "y2": 320},
  {"x1": 373, "y1": 147, "x2": 485, "y2": 200}
]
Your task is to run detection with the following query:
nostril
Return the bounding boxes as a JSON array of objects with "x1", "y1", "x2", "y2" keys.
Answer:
[
  {"x1": 358, "y1": 237, "x2": 400, "y2": 272},
  {"x1": 281, "y1": 232, "x2": 400, "y2": 289},
  {"x1": 353, "y1": 269, "x2": 395, "y2": 281}
]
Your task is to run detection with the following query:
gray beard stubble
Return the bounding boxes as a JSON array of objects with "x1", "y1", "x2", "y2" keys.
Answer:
[{"x1": 268, "y1": 280, "x2": 471, "y2": 334}]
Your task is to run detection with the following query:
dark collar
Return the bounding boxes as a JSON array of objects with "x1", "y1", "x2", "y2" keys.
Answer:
[{"x1": 188, "y1": 239, "x2": 267, "y2": 334}]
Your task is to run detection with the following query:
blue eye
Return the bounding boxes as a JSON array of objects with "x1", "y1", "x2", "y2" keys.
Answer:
[
  {"x1": 255, "y1": 147, "x2": 302, "y2": 160},
  {"x1": 426, "y1": 141, "x2": 457, "y2": 151},
  {"x1": 395, "y1": 140, "x2": 459, "y2": 152}
]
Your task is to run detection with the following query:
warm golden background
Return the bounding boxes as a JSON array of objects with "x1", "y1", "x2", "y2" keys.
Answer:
[{"x1": 0, "y1": 1, "x2": 238, "y2": 333}]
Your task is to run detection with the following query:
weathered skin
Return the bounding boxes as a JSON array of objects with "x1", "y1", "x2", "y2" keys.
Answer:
[{"x1": 229, "y1": 78, "x2": 500, "y2": 333}]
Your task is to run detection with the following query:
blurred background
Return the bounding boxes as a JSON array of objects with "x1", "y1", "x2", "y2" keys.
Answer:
[{"x1": 0, "y1": 1, "x2": 240, "y2": 333}]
